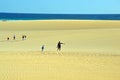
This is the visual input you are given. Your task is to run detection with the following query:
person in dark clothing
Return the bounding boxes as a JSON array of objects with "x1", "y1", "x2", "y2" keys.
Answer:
[
  {"x1": 22, "y1": 35, "x2": 24, "y2": 40},
  {"x1": 7, "y1": 37, "x2": 9, "y2": 40},
  {"x1": 13, "y1": 35, "x2": 16, "y2": 40},
  {"x1": 41, "y1": 45, "x2": 45, "y2": 52},
  {"x1": 24, "y1": 35, "x2": 27, "y2": 40},
  {"x1": 57, "y1": 41, "x2": 64, "y2": 51}
]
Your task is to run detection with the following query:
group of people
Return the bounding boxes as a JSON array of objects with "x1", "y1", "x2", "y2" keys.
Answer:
[
  {"x1": 6, "y1": 35, "x2": 64, "y2": 52},
  {"x1": 7, "y1": 35, "x2": 27, "y2": 41},
  {"x1": 41, "y1": 41, "x2": 65, "y2": 52}
]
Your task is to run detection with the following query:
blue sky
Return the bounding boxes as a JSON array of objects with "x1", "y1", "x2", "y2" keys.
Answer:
[{"x1": 0, "y1": 0, "x2": 120, "y2": 14}]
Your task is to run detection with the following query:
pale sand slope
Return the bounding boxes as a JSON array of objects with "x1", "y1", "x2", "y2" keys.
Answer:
[
  {"x1": 0, "y1": 20, "x2": 120, "y2": 54},
  {"x1": 0, "y1": 20, "x2": 120, "y2": 80},
  {"x1": 0, "y1": 52, "x2": 120, "y2": 80},
  {"x1": 0, "y1": 20, "x2": 120, "y2": 30}
]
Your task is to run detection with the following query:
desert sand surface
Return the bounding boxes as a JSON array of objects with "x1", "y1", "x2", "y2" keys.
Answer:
[
  {"x1": 0, "y1": 20, "x2": 120, "y2": 80},
  {"x1": 0, "y1": 51, "x2": 120, "y2": 80}
]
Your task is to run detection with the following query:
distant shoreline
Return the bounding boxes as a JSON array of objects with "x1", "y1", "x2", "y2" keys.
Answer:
[{"x1": 0, "y1": 19, "x2": 120, "y2": 22}]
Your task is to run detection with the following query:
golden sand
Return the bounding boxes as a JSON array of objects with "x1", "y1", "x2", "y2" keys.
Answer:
[
  {"x1": 0, "y1": 20, "x2": 120, "y2": 30},
  {"x1": 0, "y1": 52, "x2": 120, "y2": 80},
  {"x1": 0, "y1": 20, "x2": 120, "y2": 80}
]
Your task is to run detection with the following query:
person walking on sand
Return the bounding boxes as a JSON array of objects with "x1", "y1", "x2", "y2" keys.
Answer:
[
  {"x1": 41, "y1": 45, "x2": 45, "y2": 52},
  {"x1": 7, "y1": 37, "x2": 9, "y2": 41},
  {"x1": 13, "y1": 35, "x2": 16, "y2": 40},
  {"x1": 24, "y1": 35, "x2": 27, "y2": 40},
  {"x1": 57, "y1": 41, "x2": 64, "y2": 51},
  {"x1": 22, "y1": 35, "x2": 24, "y2": 40}
]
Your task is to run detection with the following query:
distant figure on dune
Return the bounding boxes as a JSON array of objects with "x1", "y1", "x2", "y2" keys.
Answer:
[
  {"x1": 13, "y1": 35, "x2": 16, "y2": 40},
  {"x1": 57, "y1": 41, "x2": 64, "y2": 51},
  {"x1": 41, "y1": 45, "x2": 45, "y2": 52},
  {"x1": 22, "y1": 35, "x2": 27, "y2": 40},
  {"x1": 24, "y1": 35, "x2": 27, "y2": 40},
  {"x1": 22, "y1": 35, "x2": 24, "y2": 40},
  {"x1": 7, "y1": 37, "x2": 9, "y2": 41}
]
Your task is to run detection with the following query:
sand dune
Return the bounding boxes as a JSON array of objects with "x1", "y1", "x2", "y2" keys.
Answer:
[
  {"x1": 0, "y1": 20, "x2": 120, "y2": 30},
  {"x1": 0, "y1": 20, "x2": 120, "y2": 80},
  {"x1": 0, "y1": 29, "x2": 120, "y2": 54},
  {"x1": 0, "y1": 20, "x2": 120, "y2": 54},
  {"x1": 0, "y1": 51, "x2": 120, "y2": 80}
]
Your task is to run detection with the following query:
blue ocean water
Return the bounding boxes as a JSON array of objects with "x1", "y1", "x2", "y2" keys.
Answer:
[{"x1": 0, "y1": 13, "x2": 120, "y2": 20}]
